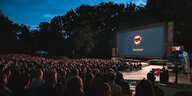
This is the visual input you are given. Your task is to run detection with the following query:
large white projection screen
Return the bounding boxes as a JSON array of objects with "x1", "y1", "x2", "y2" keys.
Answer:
[{"x1": 116, "y1": 23, "x2": 173, "y2": 58}]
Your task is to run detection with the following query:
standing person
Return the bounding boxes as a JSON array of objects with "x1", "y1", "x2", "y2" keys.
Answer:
[
  {"x1": 147, "y1": 72, "x2": 164, "y2": 96},
  {"x1": 135, "y1": 79, "x2": 154, "y2": 96}
]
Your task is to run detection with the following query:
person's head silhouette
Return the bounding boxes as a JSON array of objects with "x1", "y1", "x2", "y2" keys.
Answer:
[{"x1": 147, "y1": 72, "x2": 156, "y2": 84}]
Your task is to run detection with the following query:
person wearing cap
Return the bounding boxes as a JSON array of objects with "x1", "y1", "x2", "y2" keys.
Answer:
[{"x1": 147, "y1": 72, "x2": 164, "y2": 96}]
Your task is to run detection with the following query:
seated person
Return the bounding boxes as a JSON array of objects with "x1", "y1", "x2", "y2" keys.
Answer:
[
  {"x1": 0, "y1": 72, "x2": 12, "y2": 96},
  {"x1": 147, "y1": 72, "x2": 164, "y2": 96},
  {"x1": 135, "y1": 79, "x2": 154, "y2": 96},
  {"x1": 30, "y1": 69, "x2": 45, "y2": 88},
  {"x1": 107, "y1": 72, "x2": 122, "y2": 96},
  {"x1": 115, "y1": 72, "x2": 131, "y2": 95},
  {"x1": 98, "y1": 82, "x2": 112, "y2": 96},
  {"x1": 14, "y1": 73, "x2": 35, "y2": 96},
  {"x1": 64, "y1": 76, "x2": 84, "y2": 96},
  {"x1": 36, "y1": 71, "x2": 59, "y2": 96}
]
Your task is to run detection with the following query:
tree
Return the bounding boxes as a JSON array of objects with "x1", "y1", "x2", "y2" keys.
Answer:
[
  {"x1": 18, "y1": 24, "x2": 31, "y2": 53},
  {"x1": 0, "y1": 11, "x2": 17, "y2": 53},
  {"x1": 146, "y1": 0, "x2": 192, "y2": 52}
]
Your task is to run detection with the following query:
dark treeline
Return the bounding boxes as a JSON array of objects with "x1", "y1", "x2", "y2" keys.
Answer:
[{"x1": 0, "y1": 0, "x2": 192, "y2": 58}]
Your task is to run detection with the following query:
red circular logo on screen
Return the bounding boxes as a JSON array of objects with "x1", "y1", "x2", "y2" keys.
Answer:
[{"x1": 134, "y1": 35, "x2": 142, "y2": 45}]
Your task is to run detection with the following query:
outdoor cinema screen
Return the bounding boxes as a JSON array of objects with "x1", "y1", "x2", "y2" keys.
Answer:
[{"x1": 116, "y1": 23, "x2": 173, "y2": 58}]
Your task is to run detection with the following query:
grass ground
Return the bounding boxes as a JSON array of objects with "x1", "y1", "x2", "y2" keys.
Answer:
[
  {"x1": 125, "y1": 80, "x2": 192, "y2": 96},
  {"x1": 158, "y1": 83, "x2": 192, "y2": 96}
]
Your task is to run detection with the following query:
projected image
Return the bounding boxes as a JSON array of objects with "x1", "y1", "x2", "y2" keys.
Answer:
[{"x1": 134, "y1": 35, "x2": 142, "y2": 45}]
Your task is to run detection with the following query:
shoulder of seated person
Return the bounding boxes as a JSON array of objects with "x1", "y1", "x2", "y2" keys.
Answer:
[{"x1": 115, "y1": 84, "x2": 122, "y2": 89}]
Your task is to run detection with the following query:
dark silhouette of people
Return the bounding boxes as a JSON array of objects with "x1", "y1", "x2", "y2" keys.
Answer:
[
  {"x1": 98, "y1": 82, "x2": 112, "y2": 96},
  {"x1": 84, "y1": 73, "x2": 95, "y2": 96},
  {"x1": 147, "y1": 72, "x2": 164, "y2": 96},
  {"x1": 0, "y1": 72, "x2": 13, "y2": 96},
  {"x1": 36, "y1": 70, "x2": 60, "y2": 96},
  {"x1": 64, "y1": 76, "x2": 84, "y2": 96},
  {"x1": 107, "y1": 71, "x2": 122, "y2": 96},
  {"x1": 115, "y1": 72, "x2": 131, "y2": 95},
  {"x1": 139, "y1": 63, "x2": 142, "y2": 70},
  {"x1": 14, "y1": 73, "x2": 35, "y2": 96},
  {"x1": 135, "y1": 79, "x2": 154, "y2": 96},
  {"x1": 30, "y1": 69, "x2": 45, "y2": 88},
  {"x1": 0, "y1": 54, "x2": 170, "y2": 96}
]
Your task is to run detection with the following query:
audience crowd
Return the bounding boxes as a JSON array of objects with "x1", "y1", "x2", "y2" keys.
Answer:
[
  {"x1": 0, "y1": 54, "x2": 134, "y2": 96},
  {"x1": 0, "y1": 54, "x2": 167, "y2": 96}
]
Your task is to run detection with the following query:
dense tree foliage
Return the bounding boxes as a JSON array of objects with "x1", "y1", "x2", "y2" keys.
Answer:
[{"x1": 0, "y1": 0, "x2": 192, "y2": 58}]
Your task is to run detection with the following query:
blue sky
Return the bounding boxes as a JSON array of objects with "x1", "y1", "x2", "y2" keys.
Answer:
[{"x1": 0, "y1": 0, "x2": 147, "y2": 30}]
